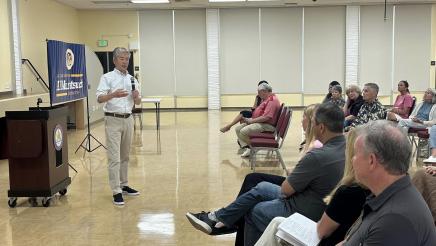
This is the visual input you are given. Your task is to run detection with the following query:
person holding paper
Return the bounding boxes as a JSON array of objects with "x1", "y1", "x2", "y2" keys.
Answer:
[
  {"x1": 255, "y1": 129, "x2": 369, "y2": 246},
  {"x1": 186, "y1": 103, "x2": 346, "y2": 246},
  {"x1": 96, "y1": 47, "x2": 141, "y2": 206},
  {"x1": 342, "y1": 121, "x2": 436, "y2": 245}
]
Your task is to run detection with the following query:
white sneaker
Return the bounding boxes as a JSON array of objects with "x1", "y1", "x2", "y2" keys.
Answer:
[
  {"x1": 241, "y1": 148, "x2": 251, "y2": 158},
  {"x1": 423, "y1": 156, "x2": 436, "y2": 163}
]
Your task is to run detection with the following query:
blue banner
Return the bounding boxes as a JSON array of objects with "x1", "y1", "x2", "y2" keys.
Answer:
[{"x1": 47, "y1": 40, "x2": 88, "y2": 104}]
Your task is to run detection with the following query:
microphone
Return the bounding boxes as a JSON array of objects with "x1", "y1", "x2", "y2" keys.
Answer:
[
  {"x1": 37, "y1": 98, "x2": 42, "y2": 110},
  {"x1": 131, "y1": 77, "x2": 135, "y2": 91}
]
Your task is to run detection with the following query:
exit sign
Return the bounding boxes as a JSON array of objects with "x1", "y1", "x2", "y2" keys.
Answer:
[{"x1": 97, "y1": 39, "x2": 108, "y2": 47}]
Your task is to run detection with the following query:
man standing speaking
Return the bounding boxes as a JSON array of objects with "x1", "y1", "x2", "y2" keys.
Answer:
[{"x1": 96, "y1": 47, "x2": 141, "y2": 206}]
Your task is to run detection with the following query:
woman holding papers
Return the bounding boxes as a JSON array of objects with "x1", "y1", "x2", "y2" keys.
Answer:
[{"x1": 255, "y1": 130, "x2": 370, "y2": 246}]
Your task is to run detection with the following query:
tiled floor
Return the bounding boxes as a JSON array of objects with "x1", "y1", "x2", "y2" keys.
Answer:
[
  {"x1": 0, "y1": 110, "x2": 304, "y2": 245},
  {"x1": 0, "y1": 110, "x2": 422, "y2": 245}
]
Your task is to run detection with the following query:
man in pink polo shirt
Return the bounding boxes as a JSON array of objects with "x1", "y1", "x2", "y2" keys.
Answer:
[{"x1": 236, "y1": 83, "x2": 281, "y2": 157}]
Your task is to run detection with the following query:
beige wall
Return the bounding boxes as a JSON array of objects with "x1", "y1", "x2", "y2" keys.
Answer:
[
  {"x1": 19, "y1": 0, "x2": 80, "y2": 94},
  {"x1": 78, "y1": 10, "x2": 139, "y2": 74},
  {"x1": 7, "y1": 3, "x2": 436, "y2": 110},
  {"x1": 0, "y1": 0, "x2": 12, "y2": 92}
]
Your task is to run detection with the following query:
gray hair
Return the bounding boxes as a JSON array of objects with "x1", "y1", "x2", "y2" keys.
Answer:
[
  {"x1": 346, "y1": 84, "x2": 362, "y2": 96},
  {"x1": 113, "y1": 47, "x2": 131, "y2": 61},
  {"x1": 258, "y1": 83, "x2": 272, "y2": 92},
  {"x1": 424, "y1": 88, "x2": 436, "y2": 104},
  {"x1": 355, "y1": 120, "x2": 411, "y2": 175},
  {"x1": 364, "y1": 83, "x2": 379, "y2": 95},
  {"x1": 315, "y1": 103, "x2": 344, "y2": 133}
]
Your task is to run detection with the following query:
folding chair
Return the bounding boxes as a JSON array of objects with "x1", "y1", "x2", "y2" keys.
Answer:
[
  {"x1": 417, "y1": 130, "x2": 430, "y2": 163},
  {"x1": 248, "y1": 103, "x2": 285, "y2": 140},
  {"x1": 249, "y1": 108, "x2": 292, "y2": 174}
]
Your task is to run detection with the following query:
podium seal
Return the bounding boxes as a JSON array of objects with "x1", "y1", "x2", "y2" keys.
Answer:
[{"x1": 53, "y1": 124, "x2": 63, "y2": 151}]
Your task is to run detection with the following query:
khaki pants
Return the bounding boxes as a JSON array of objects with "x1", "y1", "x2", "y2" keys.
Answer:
[
  {"x1": 105, "y1": 116, "x2": 133, "y2": 195},
  {"x1": 235, "y1": 123, "x2": 276, "y2": 147}
]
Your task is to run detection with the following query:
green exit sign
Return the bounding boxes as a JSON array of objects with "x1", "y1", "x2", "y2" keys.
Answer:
[{"x1": 97, "y1": 39, "x2": 108, "y2": 47}]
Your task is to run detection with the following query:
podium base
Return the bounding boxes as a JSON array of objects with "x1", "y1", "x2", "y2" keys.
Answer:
[{"x1": 8, "y1": 177, "x2": 71, "y2": 197}]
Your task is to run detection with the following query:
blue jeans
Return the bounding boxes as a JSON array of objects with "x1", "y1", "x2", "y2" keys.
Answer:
[
  {"x1": 430, "y1": 125, "x2": 436, "y2": 149},
  {"x1": 215, "y1": 181, "x2": 293, "y2": 246}
]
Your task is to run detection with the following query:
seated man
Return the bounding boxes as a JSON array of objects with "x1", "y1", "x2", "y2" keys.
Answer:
[
  {"x1": 186, "y1": 103, "x2": 346, "y2": 246},
  {"x1": 236, "y1": 83, "x2": 281, "y2": 157},
  {"x1": 349, "y1": 83, "x2": 386, "y2": 129},
  {"x1": 342, "y1": 121, "x2": 436, "y2": 245}
]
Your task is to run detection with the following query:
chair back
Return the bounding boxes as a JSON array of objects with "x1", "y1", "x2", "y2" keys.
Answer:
[
  {"x1": 277, "y1": 108, "x2": 292, "y2": 147},
  {"x1": 409, "y1": 96, "x2": 417, "y2": 116},
  {"x1": 274, "y1": 106, "x2": 287, "y2": 134},
  {"x1": 273, "y1": 103, "x2": 285, "y2": 127}
]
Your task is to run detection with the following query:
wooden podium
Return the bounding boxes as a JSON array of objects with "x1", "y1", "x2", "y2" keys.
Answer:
[{"x1": 5, "y1": 106, "x2": 71, "y2": 207}]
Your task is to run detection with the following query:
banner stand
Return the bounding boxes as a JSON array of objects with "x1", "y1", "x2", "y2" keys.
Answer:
[
  {"x1": 74, "y1": 95, "x2": 106, "y2": 155},
  {"x1": 46, "y1": 39, "x2": 106, "y2": 157}
]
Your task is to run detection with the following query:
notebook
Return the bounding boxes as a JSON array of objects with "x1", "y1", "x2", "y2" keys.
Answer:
[{"x1": 276, "y1": 213, "x2": 321, "y2": 246}]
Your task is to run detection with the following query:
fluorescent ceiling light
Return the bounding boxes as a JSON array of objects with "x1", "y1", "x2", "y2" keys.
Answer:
[
  {"x1": 209, "y1": 0, "x2": 245, "y2": 2},
  {"x1": 131, "y1": 0, "x2": 169, "y2": 3}
]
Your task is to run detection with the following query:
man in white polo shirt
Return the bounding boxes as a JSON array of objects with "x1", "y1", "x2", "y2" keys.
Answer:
[{"x1": 96, "y1": 47, "x2": 141, "y2": 206}]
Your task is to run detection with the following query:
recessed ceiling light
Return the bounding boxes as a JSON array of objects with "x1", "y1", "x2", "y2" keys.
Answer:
[
  {"x1": 131, "y1": 0, "x2": 169, "y2": 3},
  {"x1": 209, "y1": 0, "x2": 245, "y2": 2}
]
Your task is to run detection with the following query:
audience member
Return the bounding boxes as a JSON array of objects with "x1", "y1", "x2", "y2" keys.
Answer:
[
  {"x1": 387, "y1": 80, "x2": 414, "y2": 122},
  {"x1": 412, "y1": 166, "x2": 436, "y2": 225},
  {"x1": 342, "y1": 121, "x2": 436, "y2": 246},
  {"x1": 221, "y1": 104, "x2": 322, "y2": 246},
  {"x1": 235, "y1": 83, "x2": 281, "y2": 158},
  {"x1": 349, "y1": 83, "x2": 386, "y2": 128},
  {"x1": 300, "y1": 104, "x2": 323, "y2": 154},
  {"x1": 186, "y1": 103, "x2": 346, "y2": 246},
  {"x1": 255, "y1": 129, "x2": 369, "y2": 246},
  {"x1": 398, "y1": 88, "x2": 436, "y2": 133},
  {"x1": 221, "y1": 80, "x2": 269, "y2": 133},
  {"x1": 343, "y1": 84, "x2": 364, "y2": 127},
  {"x1": 322, "y1": 81, "x2": 341, "y2": 103},
  {"x1": 325, "y1": 85, "x2": 345, "y2": 108}
]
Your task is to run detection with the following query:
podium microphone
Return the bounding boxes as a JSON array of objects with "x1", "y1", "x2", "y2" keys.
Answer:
[
  {"x1": 131, "y1": 77, "x2": 135, "y2": 91},
  {"x1": 37, "y1": 98, "x2": 42, "y2": 110}
]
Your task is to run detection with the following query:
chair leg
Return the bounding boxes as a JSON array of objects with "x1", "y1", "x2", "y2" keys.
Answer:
[
  {"x1": 250, "y1": 149, "x2": 256, "y2": 172},
  {"x1": 139, "y1": 114, "x2": 143, "y2": 130},
  {"x1": 276, "y1": 150, "x2": 288, "y2": 175}
]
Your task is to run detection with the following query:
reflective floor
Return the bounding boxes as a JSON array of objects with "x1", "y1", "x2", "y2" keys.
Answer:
[{"x1": 0, "y1": 110, "x2": 420, "y2": 245}]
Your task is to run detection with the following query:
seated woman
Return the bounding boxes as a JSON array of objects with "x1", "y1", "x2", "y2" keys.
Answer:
[
  {"x1": 325, "y1": 85, "x2": 345, "y2": 108},
  {"x1": 412, "y1": 166, "x2": 436, "y2": 225},
  {"x1": 220, "y1": 80, "x2": 268, "y2": 133},
  {"x1": 322, "y1": 81, "x2": 341, "y2": 104},
  {"x1": 255, "y1": 130, "x2": 370, "y2": 246},
  {"x1": 343, "y1": 84, "x2": 364, "y2": 127},
  {"x1": 387, "y1": 80, "x2": 414, "y2": 122},
  {"x1": 300, "y1": 104, "x2": 323, "y2": 153},
  {"x1": 398, "y1": 88, "x2": 436, "y2": 133}
]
